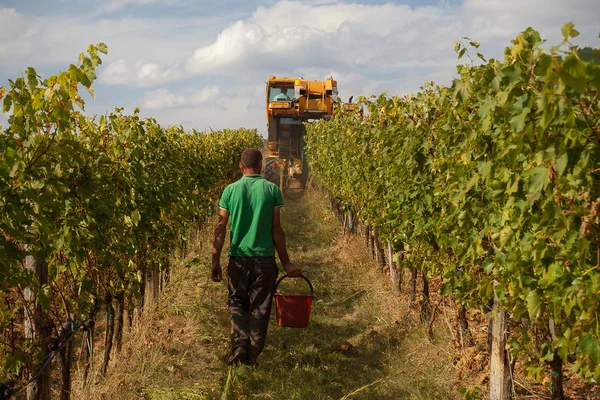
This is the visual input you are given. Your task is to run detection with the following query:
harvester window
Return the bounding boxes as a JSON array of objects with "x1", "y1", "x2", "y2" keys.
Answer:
[{"x1": 269, "y1": 87, "x2": 292, "y2": 101}]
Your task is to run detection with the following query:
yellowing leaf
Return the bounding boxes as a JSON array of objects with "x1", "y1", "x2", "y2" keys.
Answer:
[{"x1": 526, "y1": 291, "x2": 543, "y2": 319}]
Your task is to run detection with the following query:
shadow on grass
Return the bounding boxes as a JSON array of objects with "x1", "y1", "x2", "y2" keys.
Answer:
[
  {"x1": 210, "y1": 192, "x2": 451, "y2": 400},
  {"x1": 218, "y1": 312, "x2": 450, "y2": 400},
  {"x1": 177, "y1": 189, "x2": 454, "y2": 400}
]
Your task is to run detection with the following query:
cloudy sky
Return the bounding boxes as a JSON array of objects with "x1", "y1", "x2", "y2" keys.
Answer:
[{"x1": 0, "y1": 0, "x2": 598, "y2": 135}]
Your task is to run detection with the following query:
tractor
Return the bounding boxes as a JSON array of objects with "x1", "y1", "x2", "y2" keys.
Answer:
[{"x1": 264, "y1": 76, "x2": 352, "y2": 191}]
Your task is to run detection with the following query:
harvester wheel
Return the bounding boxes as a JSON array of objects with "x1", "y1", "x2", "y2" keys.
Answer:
[{"x1": 264, "y1": 157, "x2": 280, "y2": 185}]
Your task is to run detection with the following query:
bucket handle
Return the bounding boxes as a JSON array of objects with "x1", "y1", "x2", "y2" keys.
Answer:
[{"x1": 275, "y1": 274, "x2": 314, "y2": 296}]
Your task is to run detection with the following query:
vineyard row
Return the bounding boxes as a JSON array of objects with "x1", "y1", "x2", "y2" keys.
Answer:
[
  {"x1": 0, "y1": 44, "x2": 262, "y2": 398},
  {"x1": 305, "y1": 25, "x2": 600, "y2": 399}
]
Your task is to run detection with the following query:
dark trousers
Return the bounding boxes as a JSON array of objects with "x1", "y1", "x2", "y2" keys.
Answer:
[{"x1": 227, "y1": 256, "x2": 278, "y2": 364}]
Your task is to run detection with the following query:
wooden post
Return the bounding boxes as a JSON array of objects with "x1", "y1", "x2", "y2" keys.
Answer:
[
  {"x1": 548, "y1": 319, "x2": 564, "y2": 400},
  {"x1": 137, "y1": 249, "x2": 146, "y2": 318},
  {"x1": 420, "y1": 267, "x2": 430, "y2": 320},
  {"x1": 347, "y1": 210, "x2": 354, "y2": 234},
  {"x1": 409, "y1": 268, "x2": 418, "y2": 302},
  {"x1": 126, "y1": 304, "x2": 133, "y2": 331},
  {"x1": 387, "y1": 240, "x2": 399, "y2": 291},
  {"x1": 83, "y1": 301, "x2": 98, "y2": 385},
  {"x1": 489, "y1": 293, "x2": 512, "y2": 400},
  {"x1": 58, "y1": 320, "x2": 74, "y2": 400},
  {"x1": 101, "y1": 293, "x2": 115, "y2": 376},
  {"x1": 396, "y1": 242, "x2": 404, "y2": 292},
  {"x1": 375, "y1": 237, "x2": 385, "y2": 273},
  {"x1": 370, "y1": 229, "x2": 375, "y2": 258},
  {"x1": 550, "y1": 351, "x2": 564, "y2": 400},
  {"x1": 113, "y1": 292, "x2": 125, "y2": 354},
  {"x1": 144, "y1": 260, "x2": 160, "y2": 308},
  {"x1": 24, "y1": 255, "x2": 51, "y2": 400}
]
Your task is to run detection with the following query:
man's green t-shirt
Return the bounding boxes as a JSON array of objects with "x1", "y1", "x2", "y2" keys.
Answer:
[{"x1": 218, "y1": 174, "x2": 284, "y2": 257}]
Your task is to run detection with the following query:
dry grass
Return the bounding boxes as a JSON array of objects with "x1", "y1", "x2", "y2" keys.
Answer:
[
  {"x1": 69, "y1": 226, "x2": 230, "y2": 399},
  {"x1": 70, "y1": 185, "x2": 461, "y2": 399}
]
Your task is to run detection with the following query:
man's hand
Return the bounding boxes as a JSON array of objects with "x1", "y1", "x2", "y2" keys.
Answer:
[
  {"x1": 283, "y1": 262, "x2": 302, "y2": 278},
  {"x1": 211, "y1": 261, "x2": 223, "y2": 282}
]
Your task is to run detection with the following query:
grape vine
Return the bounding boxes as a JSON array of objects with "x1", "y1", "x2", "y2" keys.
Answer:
[
  {"x1": 306, "y1": 24, "x2": 600, "y2": 389},
  {"x1": 0, "y1": 44, "x2": 262, "y2": 397}
]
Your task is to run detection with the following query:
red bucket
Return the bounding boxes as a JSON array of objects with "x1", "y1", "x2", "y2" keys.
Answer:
[{"x1": 274, "y1": 275, "x2": 314, "y2": 328}]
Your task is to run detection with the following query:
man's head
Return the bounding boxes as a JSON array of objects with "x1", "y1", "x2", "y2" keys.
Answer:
[
  {"x1": 240, "y1": 148, "x2": 263, "y2": 173},
  {"x1": 281, "y1": 88, "x2": 288, "y2": 95}
]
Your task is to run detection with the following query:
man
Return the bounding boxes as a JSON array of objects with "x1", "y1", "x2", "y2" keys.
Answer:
[
  {"x1": 211, "y1": 148, "x2": 301, "y2": 366},
  {"x1": 273, "y1": 88, "x2": 291, "y2": 101}
]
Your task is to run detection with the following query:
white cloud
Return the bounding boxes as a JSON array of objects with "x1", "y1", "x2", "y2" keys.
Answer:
[
  {"x1": 190, "y1": 85, "x2": 220, "y2": 104},
  {"x1": 99, "y1": 0, "x2": 600, "y2": 88},
  {"x1": 102, "y1": 59, "x2": 184, "y2": 86},
  {"x1": 140, "y1": 85, "x2": 221, "y2": 109},
  {"x1": 102, "y1": 0, "x2": 155, "y2": 12},
  {"x1": 101, "y1": 1, "x2": 464, "y2": 85},
  {"x1": 0, "y1": 7, "x2": 224, "y2": 77},
  {"x1": 141, "y1": 88, "x2": 186, "y2": 109},
  {"x1": 100, "y1": 0, "x2": 185, "y2": 13},
  {"x1": 137, "y1": 87, "x2": 265, "y2": 132}
]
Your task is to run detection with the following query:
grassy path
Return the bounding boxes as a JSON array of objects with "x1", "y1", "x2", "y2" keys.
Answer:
[{"x1": 75, "y1": 188, "x2": 457, "y2": 399}]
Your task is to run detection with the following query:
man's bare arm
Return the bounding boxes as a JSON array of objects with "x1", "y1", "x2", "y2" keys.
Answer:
[
  {"x1": 211, "y1": 208, "x2": 229, "y2": 282},
  {"x1": 272, "y1": 207, "x2": 301, "y2": 277}
]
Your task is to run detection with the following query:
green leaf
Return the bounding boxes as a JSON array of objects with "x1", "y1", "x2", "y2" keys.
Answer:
[
  {"x1": 580, "y1": 333, "x2": 600, "y2": 364},
  {"x1": 131, "y1": 209, "x2": 141, "y2": 226},
  {"x1": 499, "y1": 226, "x2": 513, "y2": 247},
  {"x1": 477, "y1": 100, "x2": 495, "y2": 119},
  {"x1": 539, "y1": 343, "x2": 554, "y2": 362},
  {"x1": 561, "y1": 22, "x2": 579, "y2": 40},
  {"x1": 555, "y1": 153, "x2": 568, "y2": 175},
  {"x1": 30, "y1": 180, "x2": 45, "y2": 190},
  {"x1": 96, "y1": 42, "x2": 108, "y2": 54},
  {"x1": 3, "y1": 92, "x2": 12, "y2": 112},
  {"x1": 560, "y1": 54, "x2": 587, "y2": 94},
  {"x1": 510, "y1": 107, "x2": 529, "y2": 133},
  {"x1": 453, "y1": 79, "x2": 469, "y2": 102},
  {"x1": 534, "y1": 53, "x2": 553, "y2": 78},
  {"x1": 525, "y1": 166, "x2": 549, "y2": 195},
  {"x1": 483, "y1": 258, "x2": 494, "y2": 274},
  {"x1": 77, "y1": 69, "x2": 92, "y2": 88},
  {"x1": 526, "y1": 291, "x2": 542, "y2": 319},
  {"x1": 495, "y1": 251, "x2": 506, "y2": 267}
]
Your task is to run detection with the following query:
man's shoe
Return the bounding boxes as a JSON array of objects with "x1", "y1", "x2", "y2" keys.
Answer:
[
  {"x1": 241, "y1": 357, "x2": 257, "y2": 367},
  {"x1": 227, "y1": 350, "x2": 247, "y2": 365}
]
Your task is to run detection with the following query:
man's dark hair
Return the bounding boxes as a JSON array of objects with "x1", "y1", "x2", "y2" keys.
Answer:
[{"x1": 241, "y1": 148, "x2": 263, "y2": 169}]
